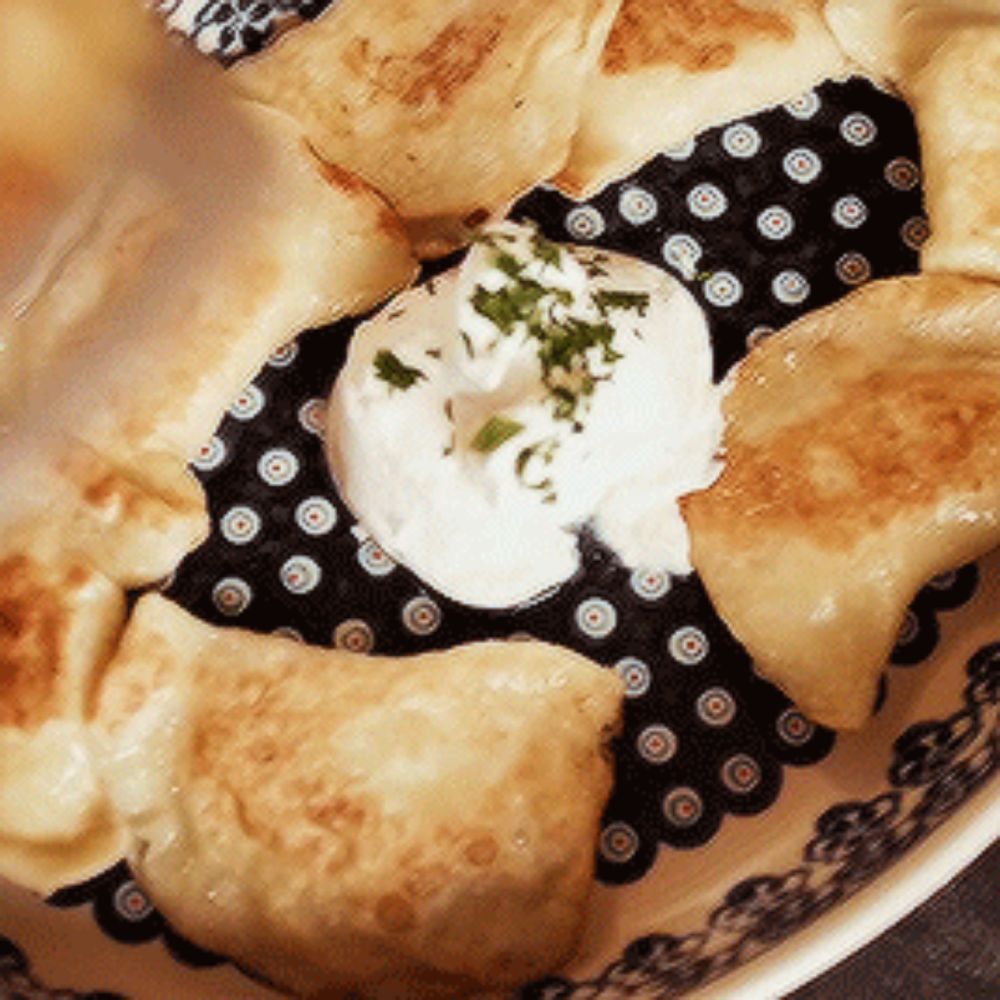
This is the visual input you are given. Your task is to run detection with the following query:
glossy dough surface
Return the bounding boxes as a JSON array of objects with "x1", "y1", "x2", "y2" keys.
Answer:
[
  {"x1": 231, "y1": 0, "x2": 621, "y2": 254},
  {"x1": 683, "y1": 274, "x2": 1000, "y2": 729},
  {"x1": 556, "y1": 0, "x2": 848, "y2": 196},
  {"x1": 0, "y1": 0, "x2": 416, "y2": 894},
  {"x1": 92, "y1": 595, "x2": 622, "y2": 1000}
]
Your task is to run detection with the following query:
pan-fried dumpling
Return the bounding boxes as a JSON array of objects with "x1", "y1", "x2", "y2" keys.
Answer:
[
  {"x1": 682, "y1": 274, "x2": 1000, "y2": 729},
  {"x1": 556, "y1": 0, "x2": 849, "y2": 197},
  {"x1": 3, "y1": 97, "x2": 416, "y2": 476},
  {"x1": 92, "y1": 594, "x2": 622, "y2": 999},
  {"x1": 0, "y1": 0, "x2": 417, "y2": 894},
  {"x1": 0, "y1": 537, "x2": 127, "y2": 893},
  {"x1": 229, "y1": 0, "x2": 621, "y2": 255},
  {"x1": 823, "y1": 0, "x2": 1000, "y2": 279}
]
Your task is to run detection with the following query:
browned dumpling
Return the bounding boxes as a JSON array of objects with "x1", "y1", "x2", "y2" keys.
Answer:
[
  {"x1": 824, "y1": 0, "x2": 1000, "y2": 279},
  {"x1": 0, "y1": 0, "x2": 416, "y2": 894},
  {"x1": 555, "y1": 0, "x2": 848, "y2": 197},
  {"x1": 230, "y1": 0, "x2": 621, "y2": 255},
  {"x1": 683, "y1": 274, "x2": 1000, "y2": 729},
  {"x1": 91, "y1": 595, "x2": 622, "y2": 1000},
  {"x1": 0, "y1": 540, "x2": 127, "y2": 893}
]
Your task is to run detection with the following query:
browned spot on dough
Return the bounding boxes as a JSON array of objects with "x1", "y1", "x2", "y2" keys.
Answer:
[
  {"x1": 376, "y1": 892, "x2": 416, "y2": 932},
  {"x1": 0, "y1": 155, "x2": 57, "y2": 257},
  {"x1": 0, "y1": 555, "x2": 76, "y2": 729},
  {"x1": 465, "y1": 835, "x2": 498, "y2": 867},
  {"x1": 303, "y1": 139, "x2": 408, "y2": 242},
  {"x1": 463, "y1": 207, "x2": 490, "y2": 229},
  {"x1": 603, "y1": 0, "x2": 794, "y2": 75},
  {"x1": 688, "y1": 368, "x2": 1000, "y2": 549},
  {"x1": 404, "y1": 863, "x2": 449, "y2": 900},
  {"x1": 349, "y1": 15, "x2": 506, "y2": 107}
]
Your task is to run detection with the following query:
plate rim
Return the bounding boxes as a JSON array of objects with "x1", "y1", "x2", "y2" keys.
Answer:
[{"x1": 687, "y1": 771, "x2": 1000, "y2": 999}]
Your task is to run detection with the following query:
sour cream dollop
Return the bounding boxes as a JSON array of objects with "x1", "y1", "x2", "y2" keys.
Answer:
[{"x1": 326, "y1": 222, "x2": 723, "y2": 608}]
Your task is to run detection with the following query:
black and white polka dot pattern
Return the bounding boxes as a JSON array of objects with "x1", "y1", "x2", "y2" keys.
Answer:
[{"x1": 163, "y1": 79, "x2": 974, "y2": 891}]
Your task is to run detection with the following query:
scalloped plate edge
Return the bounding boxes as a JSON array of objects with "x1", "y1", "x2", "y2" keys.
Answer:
[{"x1": 687, "y1": 771, "x2": 1000, "y2": 999}]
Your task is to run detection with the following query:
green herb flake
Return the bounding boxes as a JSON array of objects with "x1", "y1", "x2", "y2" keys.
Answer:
[
  {"x1": 592, "y1": 289, "x2": 650, "y2": 317},
  {"x1": 460, "y1": 330, "x2": 475, "y2": 358},
  {"x1": 531, "y1": 232, "x2": 563, "y2": 270},
  {"x1": 471, "y1": 281, "x2": 547, "y2": 334},
  {"x1": 471, "y1": 415, "x2": 525, "y2": 453},
  {"x1": 373, "y1": 349, "x2": 426, "y2": 391},
  {"x1": 493, "y1": 251, "x2": 524, "y2": 279},
  {"x1": 425, "y1": 347, "x2": 442, "y2": 359}
]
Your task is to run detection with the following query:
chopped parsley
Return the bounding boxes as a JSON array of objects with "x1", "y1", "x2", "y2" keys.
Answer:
[
  {"x1": 592, "y1": 289, "x2": 650, "y2": 317},
  {"x1": 373, "y1": 349, "x2": 426, "y2": 391},
  {"x1": 471, "y1": 280, "x2": 547, "y2": 333},
  {"x1": 531, "y1": 232, "x2": 563, "y2": 270},
  {"x1": 471, "y1": 414, "x2": 525, "y2": 453},
  {"x1": 515, "y1": 438, "x2": 558, "y2": 502}
]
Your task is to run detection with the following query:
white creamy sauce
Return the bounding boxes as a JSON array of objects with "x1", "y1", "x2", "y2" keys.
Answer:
[{"x1": 326, "y1": 222, "x2": 724, "y2": 608}]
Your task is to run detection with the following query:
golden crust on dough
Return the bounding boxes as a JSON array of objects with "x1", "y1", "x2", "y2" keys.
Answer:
[
  {"x1": 0, "y1": 542, "x2": 127, "y2": 892},
  {"x1": 683, "y1": 274, "x2": 1000, "y2": 729},
  {"x1": 0, "y1": 0, "x2": 417, "y2": 896},
  {"x1": 231, "y1": 0, "x2": 620, "y2": 255},
  {"x1": 557, "y1": 0, "x2": 847, "y2": 197},
  {"x1": 93, "y1": 594, "x2": 622, "y2": 999},
  {"x1": 603, "y1": 0, "x2": 794, "y2": 75}
]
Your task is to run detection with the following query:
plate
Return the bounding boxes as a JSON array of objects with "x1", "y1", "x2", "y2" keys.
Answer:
[{"x1": 1, "y1": 5, "x2": 998, "y2": 998}]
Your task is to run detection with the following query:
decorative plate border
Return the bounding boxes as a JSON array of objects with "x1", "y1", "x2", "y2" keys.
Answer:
[{"x1": 522, "y1": 639, "x2": 1000, "y2": 998}]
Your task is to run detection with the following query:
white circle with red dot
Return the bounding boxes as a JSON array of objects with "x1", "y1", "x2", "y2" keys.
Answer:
[
  {"x1": 721, "y1": 122, "x2": 762, "y2": 159},
  {"x1": 280, "y1": 555, "x2": 322, "y2": 595},
  {"x1": 228, "y1": 384, "x2": 265, "y2": 421},
  {"x1": 662, "y1": 233, "x2": 703, "y2": 280},
  {"x1": 637, "y1": 724, "x2": 678, "y2": 765},
  {"x1": 772, "y1": 269, "x2": 811, "y2": 305},
  {"x1": 663, "y1": 787, "x2": 704, "y2": 828},
  {"x1": 212, "y1": 577, "x2": 252, "y2": 617},
  {"x1": 298, "y1": 397, "x2": 326, "y2": 437},
  {"x1": 629, "y1": 567, "x2": 672, "y2": 601},
  {"x1": 776, "y1": 707, "x2": 816, "y2": 746},
  {"x1": 840, "y1": 112, "x2": 877, "y2": 146},
  {"x1": 836, "y1": 251, "x2": 872, "y2": 286},
  {"x1": 565, "y1": 204, "x2": 606, "y2": 241},
  {"x1": 757, "y1": 205, "x2": 795, "y2": 241},
  {"x1": 333, "y1": 618, "x2": 375, "y2": 653},
  {"x1": 615, "y1": 657, "x2": 652, "y2": 698},
  {"x1": 191, "y1": 435, "x2": 227, "y2": 472},
  {"x1": 721, "y1": 754, "x2": 762, "y2": 794},
  {"x1": 687, "y1": 182, "x2": 729, "y2": 220},
  {"x1": 703, "y1": 271, "x2": 743, "y2": 308},
  {"x1": 783, "y1": 90, "x2": 821, "y2": 120},
  {"x1": 267, "y1": 341, "x2": 299, "y2": 368},
  {"x1": 618, "y1": 185, "x2": 659, "y2": 225},
  {"x1": 295, "y1": 496, "x2": 338, "y2": 536},
  {"x1": 257, "y1": 448, "x2": 299, "y2": 486},
  {"x1": 696, "y1": 687, "x2": 737, "y2": 727},
  {"x1": 783, "y1": 147, "x2": 822, "y2": 184},
  {"x1": 575, "y1": 597, "x2": 618, "y2": 639},
  {"x1": 357, "y1": 539, "x2": 396, "y2": 577},
  {"x1": 219, "y1": 505, "x2": 262, "y2": 545},
  {"x1": 402, "y1": 596, "x2": 442, "y2": 636},
  {"x1": 884, "y1": 156, "x2": 920, "y2": 191},
  {"x1": 668, "y1": 626, "x2": 709, "y2": 665},
  {"x1": 832, "y1": 194, "x2": 869, "y2": 229},
  {"x1": 600, "y1": 821, "x2": 640, "y2": 863}
]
